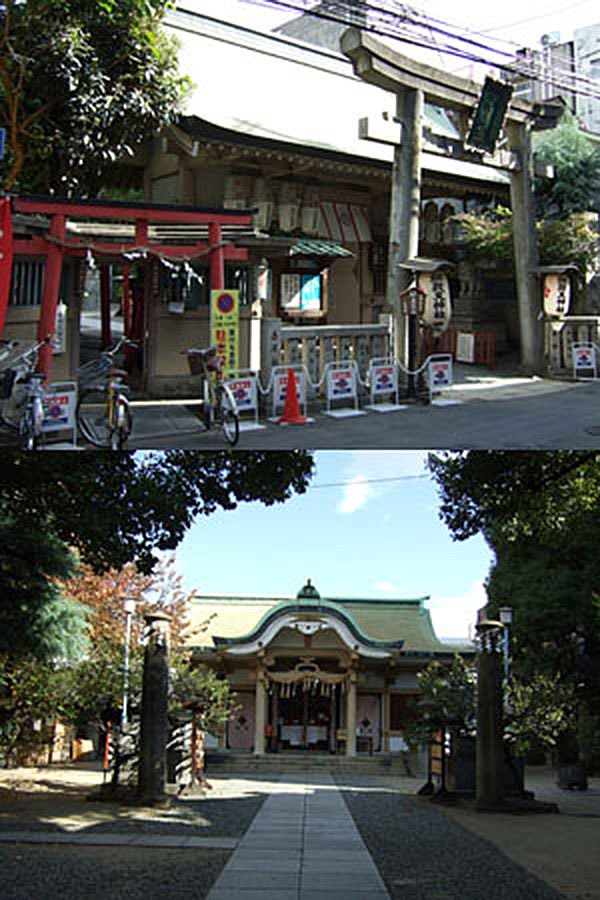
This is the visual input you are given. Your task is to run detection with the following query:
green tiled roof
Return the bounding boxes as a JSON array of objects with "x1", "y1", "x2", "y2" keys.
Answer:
[
  {"x1": 290, "y1": 238, "x2": 354, "y2": 257},
  {"x1": 213, "y1": 597, "x2": 404, "y2": 650}
]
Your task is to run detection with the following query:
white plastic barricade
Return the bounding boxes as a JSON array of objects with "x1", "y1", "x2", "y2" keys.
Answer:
[
  {"x1": 427, "y1": 355, "x2": 462, "y2": 406},
  {"x1": 271, "y1": 365, "x2": 309, "y2": 420},
  {"x1": 572, "y1": 343, "x2": 597, "y2": 380},
  {"x1": 366, "y1": 358, "x2": 406, "y2": 412},
  {"x1": 324, "y1": 360, "x2": 365, "y2": 417},
  {"x1": 224, "y1": 370, "x2": 265, "y2": 430},
  {"x1": 41, "y1": 381, "x2": 78, "y2": 447}
]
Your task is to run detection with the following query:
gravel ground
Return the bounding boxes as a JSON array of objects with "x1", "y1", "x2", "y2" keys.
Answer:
[
  {"x1": 0, "y1": 767, "x2": 270, "y2": 900},
  {"x1": 0, "y1": 768, "x2": 268, "y2": 837},
  {"x1": 336, "y1": 775, "x2": 565, "y2": 900},
  {"x1": 0, "y1": 845, "x2": 230, "y2": 900}
]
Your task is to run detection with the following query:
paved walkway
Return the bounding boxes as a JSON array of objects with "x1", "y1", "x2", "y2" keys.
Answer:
[
  {"x1": 0, "y1": 831, "x2": 237, "y2": 849},
  {"x1": 206, "y1": 773, "x2": 389, "y2": 900}
]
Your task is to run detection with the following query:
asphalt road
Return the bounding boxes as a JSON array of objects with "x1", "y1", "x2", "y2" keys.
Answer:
[{"x1": 127, "y1": 378, "x2": 600, "y2": 451}]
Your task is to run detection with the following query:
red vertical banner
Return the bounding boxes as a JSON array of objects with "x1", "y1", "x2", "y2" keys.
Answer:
[{"x1": 0, "y1": 199, "x2": 14, "y2": 337}]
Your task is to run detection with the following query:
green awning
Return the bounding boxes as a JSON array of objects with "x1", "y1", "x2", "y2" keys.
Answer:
[{"x1": 290, "y1": 238, "x2": 353, "y2": 258}]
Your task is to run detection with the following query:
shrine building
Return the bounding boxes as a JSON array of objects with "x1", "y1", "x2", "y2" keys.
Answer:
[{"x1": 187, "y1": 580, "x2": 472, "y2": 757}]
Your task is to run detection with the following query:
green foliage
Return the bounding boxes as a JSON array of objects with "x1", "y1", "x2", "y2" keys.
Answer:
[
  {"x1": 169, "y1": 656, "x2": 232, "y2": 736},
  {"x1": 455, "y1": 207, "x2": 597, "y2": 276},
  {"x1": 0, "y1": 512, "x2": 89, "y2": 661},
  {"x1": 506, "y1": 673, "x2": 576, "y2": 756},
  {"x1": 1, "y1": 451, "x2": 314, "y2": 575},
  {"x1": 403, "y1": 655, "x2": 477, "y2": 748},
  {"x1": 402, "y1": 654, "x2": 576, "y2": 758},
  {"x1": 0, "y1": 655, "x2": 67, "y2": 766},
  {"x1": 0, "y1": 0, "x2": 190, "y2": 194},
  {"x1": 534, "y1": 110, "x2": 600, "y2": 217},
  {"x1": 428, "y1": 450, "x2": 600, "y2": 766}
]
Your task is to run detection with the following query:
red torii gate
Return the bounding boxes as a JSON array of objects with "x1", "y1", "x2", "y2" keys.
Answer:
[{"x1": 8, "y1": 195, "x2": 254, "y2": 378}]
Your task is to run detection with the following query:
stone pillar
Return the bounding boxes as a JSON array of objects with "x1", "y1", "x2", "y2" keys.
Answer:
[
  {"x1": 476, "y1": 635, "x2": 504, "y2": 810},
  {"x1": 387, "y1": 87, "x2": 424, "y2": 365},
  {"x1": 254, "y1": 670, "x2": 266, "y2": 756},
  {"x1": 508, "y1": 121, "x2": 543, "y2": 374},
  {"x1": 138, "y1": 611, "x2": 171, "y2": 805},
  {"x1": 346, "y1": 673, "x2": 357, "y2": 757}
]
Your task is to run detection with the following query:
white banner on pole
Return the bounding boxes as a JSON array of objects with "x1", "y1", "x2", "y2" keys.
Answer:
[{"x1": 456, "y1": 332, "x2": 475, "y2": 363}]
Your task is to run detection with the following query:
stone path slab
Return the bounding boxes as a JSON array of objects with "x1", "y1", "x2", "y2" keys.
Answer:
[{"x1": 206, "y1": 773, "x2": 389, "y2": 900}]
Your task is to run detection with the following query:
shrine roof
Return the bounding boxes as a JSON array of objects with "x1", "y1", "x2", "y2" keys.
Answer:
[
  {"x1": 165, "y1": 9, "x2": 511, "y2": 188},
  {"x1": 187, "y1": 589, "x2": 463, "y2": 656}
]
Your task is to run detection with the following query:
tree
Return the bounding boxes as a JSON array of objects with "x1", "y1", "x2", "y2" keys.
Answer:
[
  {"x1": 533, "y1": 110, "x2": 600, "y2": 218},
  {"x1": 455, "y1": 206, "x2": 597, "y2": 278},
  {"x1": 0, "y1": 511, "x2": 89, "y2": 660},
  {"x1": 0, "y1": 0, "x2": 190, "y2": 195},
  {"x1": 403, "y1": 655, "x2": 576, "y2": 760},
  {"x1": 1, "y1": 451, "x2": 314, "y2": 574},
  {"x1": 428, "y1": 450, "x2": 600, "y2": 767}
]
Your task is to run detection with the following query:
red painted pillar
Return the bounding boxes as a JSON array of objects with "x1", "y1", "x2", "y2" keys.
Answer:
[
  {"x1": 209, "y1": 222, "x2": 224, "y2": 291},
  {"x1": 37, "y1": 214, "x2": 65, "y2": 379}
]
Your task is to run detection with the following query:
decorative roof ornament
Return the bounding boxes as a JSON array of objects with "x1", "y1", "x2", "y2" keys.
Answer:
[{"x1": 297, "y1": 579, "x2": 320, "y2": 600}]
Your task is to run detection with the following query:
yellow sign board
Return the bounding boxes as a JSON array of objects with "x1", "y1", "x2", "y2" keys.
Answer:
[{"x1": 210, "y1": 290, "x2": 239, "y2": 377}]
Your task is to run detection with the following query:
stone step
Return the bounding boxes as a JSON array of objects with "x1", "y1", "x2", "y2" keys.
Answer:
[{"x1": 206, "y1": 751, "x2": 412, "y2": 776}]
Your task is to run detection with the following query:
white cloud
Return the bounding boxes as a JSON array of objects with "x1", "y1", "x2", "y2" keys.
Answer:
[
  {"x1": 330, "y1": 450, "x2": 431, "y2": 515},
  {"x1": 427, "y1": 580, "x2": 488, "y2": 640},
  {"x1": 337, "y1": 476, "x2": 371, "y2": 514},
  {"x1": 373, "y1": 581, "x2": 399, "y2": 594}
]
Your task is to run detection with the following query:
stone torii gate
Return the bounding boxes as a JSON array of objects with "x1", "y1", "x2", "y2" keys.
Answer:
[{"x1": 341, "y1": 29, "x2": 545, "y2": 374}]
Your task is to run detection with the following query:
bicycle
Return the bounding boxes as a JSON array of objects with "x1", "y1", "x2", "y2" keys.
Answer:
[
  {"x1": 76, "y1": 337, "x2": 137, "y2": 450},
  {"x1": 186, "y1": 346, "x2": 239, "y2": 446},
  {"x1": 0, "y1": 336, "x2": 52, "y2": 451}
]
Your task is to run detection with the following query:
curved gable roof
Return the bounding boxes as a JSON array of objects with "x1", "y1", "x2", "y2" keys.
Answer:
[{"x1": 213, "y1": 596, "x2": 404, "y2": 656}]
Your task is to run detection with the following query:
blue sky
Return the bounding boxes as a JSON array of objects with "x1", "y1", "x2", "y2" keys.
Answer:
[{"x1": 173, "y1": 451, "x2": 494, "y2": 639}]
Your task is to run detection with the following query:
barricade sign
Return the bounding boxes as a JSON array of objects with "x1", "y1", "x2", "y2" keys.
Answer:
[
  {"x1": 224, "y1": 370, "x2": 265, "y2": 430},
  {"x1": 324, "y1": 361, "x2": 365, "y2": 418},
  {"x1": 367, "y1": 359, "x2": 406, "y2": 412},
  {"x1": 271, "y1": 365, "x2": 309, "y2": 420},
  {"x1": 42, "y1": 381, "x2": 78, "y2": 446},
  {"x1": 427, "y1": 355, "x2": 462, "y2": 406},
  {"x1": 572, "y1": 343, "x2": 597, "y2": 380}
]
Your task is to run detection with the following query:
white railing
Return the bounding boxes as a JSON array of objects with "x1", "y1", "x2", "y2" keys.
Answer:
[{"x1": 262, "y1": 317, "x2": 392, "y2": 390}]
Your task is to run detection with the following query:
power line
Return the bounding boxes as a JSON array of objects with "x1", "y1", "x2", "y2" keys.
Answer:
[
  {"x1": 239, "y1": 0, "x2": 600, "y2": 103},
  {"x1": 310, "y1": 474, "x2": 429, "y2": 489}
]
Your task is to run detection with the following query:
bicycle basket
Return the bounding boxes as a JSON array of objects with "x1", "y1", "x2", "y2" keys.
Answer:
[{"x1": 0, "y1": 368, "x2": 16, "y2": 400}]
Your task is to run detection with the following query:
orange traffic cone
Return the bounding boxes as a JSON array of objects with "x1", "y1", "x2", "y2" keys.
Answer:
[{"x1": 278, "y1": 367, "x2": 307, "y2": 425}]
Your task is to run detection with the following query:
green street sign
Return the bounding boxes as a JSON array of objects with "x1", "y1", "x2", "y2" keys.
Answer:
[{"x1": 467, "y1": 78, "x2": 513, "y2": 154}]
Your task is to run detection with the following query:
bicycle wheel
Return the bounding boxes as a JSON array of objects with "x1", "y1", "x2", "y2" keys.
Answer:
[
  {"x1": 18, "y1": 406, "x2": 38, "y2": 451},
  {"x1": 77, "y1": 387, "x2": 111, "y2": 448},
  {"x1": 109, "y1": 399, "x2": 132, "y2": 450},
  {"x1": 217, "y1": 384, "x2": 239, "y2": 446}
]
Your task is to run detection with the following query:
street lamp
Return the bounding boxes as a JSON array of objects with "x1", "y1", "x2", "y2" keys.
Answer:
[
  {"x1": 498, "y1": 606, "x2": 513, "y2": 708},
  {"x1": 121, "y1": 595, "x2": 137, "y2": 729}
]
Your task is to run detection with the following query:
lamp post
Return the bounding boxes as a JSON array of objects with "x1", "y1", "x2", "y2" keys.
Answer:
[
  {"x1": 498, "y1": 605, "x2": 513, "y2": 709},
  {"x1": 121, "y1": 596, "x2": 136, "y2": 729}
]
